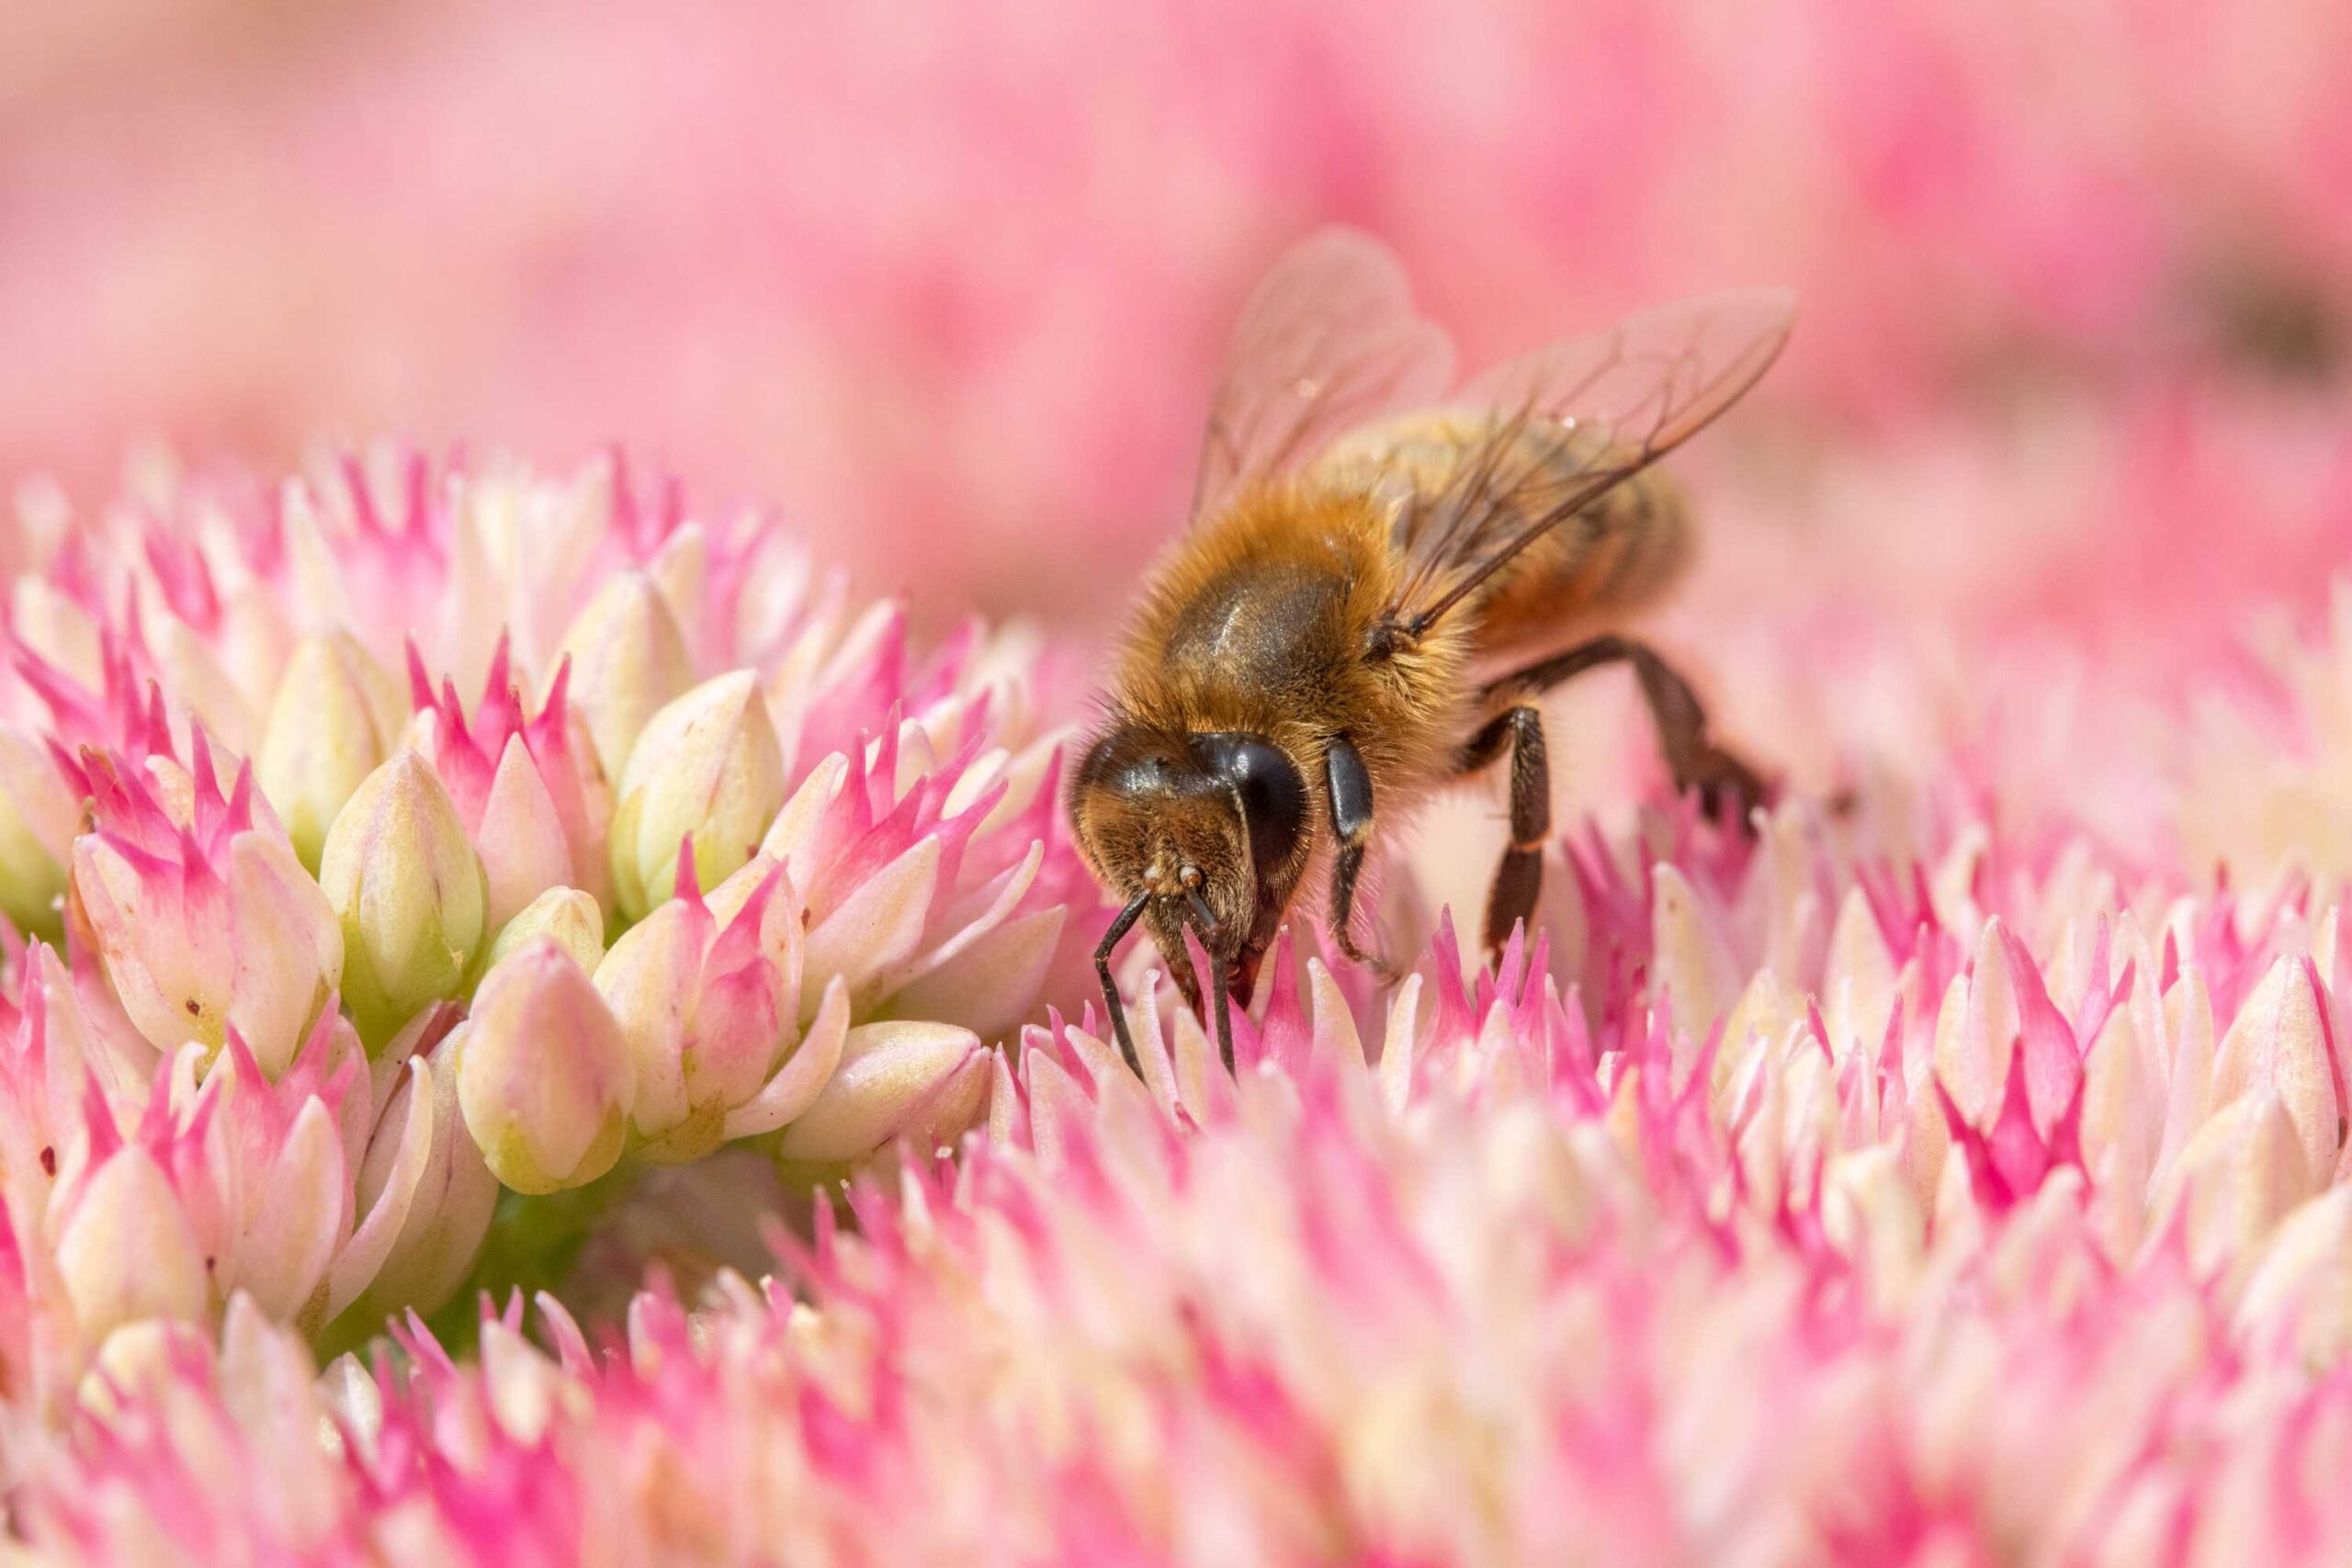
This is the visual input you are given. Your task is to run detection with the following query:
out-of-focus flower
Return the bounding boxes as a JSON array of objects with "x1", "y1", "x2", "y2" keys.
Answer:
[
  {"x1": 6, "y1": 0, "x2": 2349, "y2": 627},
  {"x1": 64, "y1": 741, "x2": 343, "y2": 1077},
  {"x1": 607, "y1": 671, "x2": 784, "y2": 923},
  {"x1": 554, "y1": 571, "x2": 696, "y2": 784},
  {"x1": 454, "y1": 937, "x2": 634, "y2": 1195},
  {"x1": 318, "y1": 750, "x2": 488, "y2": 1052},
  {"x1": 0, "y1": 725, "x2": 76, "y2": 940},
  {"x1": 24, "y1": 874, "x2": 2352, "y2": 1562}
]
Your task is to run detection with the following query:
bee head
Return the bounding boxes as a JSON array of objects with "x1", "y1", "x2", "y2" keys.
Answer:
[{"x1": 1071, "y1": 723, "x2": 1309, "y2": 988}]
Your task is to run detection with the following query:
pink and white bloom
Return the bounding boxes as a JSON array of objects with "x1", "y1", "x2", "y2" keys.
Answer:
[
  {"x1": 594, "y1": 855, "x2": 814, "y2": 1164},
  {"x1": 0, "y1": 364, "x2": 2343, "y2": 1562},
  {"x1": 405, "y1": 635, "x2": 614, "y2": 925},
  {"x1": 2, "y1": 998, "x2": 453, "y2": 1393},
  {"x1": 64, "y1": 740, "x2": 343, "y2": 1078},
  {"x1": 4, "y1": 0, "x2": 2352, "y2": 1544}
]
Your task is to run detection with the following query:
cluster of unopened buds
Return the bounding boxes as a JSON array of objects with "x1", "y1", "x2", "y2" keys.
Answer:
[{"x1": 0, "y1": 448, "x2": 1080, "y2": 1403}]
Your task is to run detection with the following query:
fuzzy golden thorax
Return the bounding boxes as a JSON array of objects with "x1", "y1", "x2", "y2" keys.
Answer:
[{"x1": 1108, "y1": 485, "x2": 1476, "y2": 806}]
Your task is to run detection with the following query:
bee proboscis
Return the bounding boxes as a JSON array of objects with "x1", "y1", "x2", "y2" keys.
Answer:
[{"x1": 1069, "y1": 230, "x2": 1795, "y2": 1077}]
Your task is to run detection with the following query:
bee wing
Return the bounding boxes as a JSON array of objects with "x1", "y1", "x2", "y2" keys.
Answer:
[
  {"x1": 1190, "y1": 229, "x2": 1456, "y2": 524},
  {"x1": 1382, "y1": 287, "x2": 1795, "y2": 639}
]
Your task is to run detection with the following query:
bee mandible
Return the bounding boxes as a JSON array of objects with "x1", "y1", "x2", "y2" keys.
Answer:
[{"x1": 1069, "y1": 230, "x2": 1794, "y2": 1077}]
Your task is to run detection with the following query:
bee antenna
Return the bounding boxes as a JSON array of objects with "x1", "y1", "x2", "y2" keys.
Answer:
[
  {"x1": 1181, "y1": 888, "x2": 1235, "y2": 1077},
  {"x1": 1094, "y1": 892, "x2": 1152, "y2": 1080}
]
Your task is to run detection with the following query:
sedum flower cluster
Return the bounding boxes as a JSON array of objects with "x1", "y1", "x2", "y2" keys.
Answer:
[
  {"x1": 8, "y1": 444, "x2": 2352, "y2": 1561},
  {"x1": 0, "y1": 448, "x2": 1076, "y2": 1410}
]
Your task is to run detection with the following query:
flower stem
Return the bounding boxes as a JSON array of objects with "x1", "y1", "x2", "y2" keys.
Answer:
[{"x1": 419, "y1": 1160, "x2": 646, "y2": 1356}]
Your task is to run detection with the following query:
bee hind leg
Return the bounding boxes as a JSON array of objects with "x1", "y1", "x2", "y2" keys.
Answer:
[
  {"x1": 1483, "y1": 636, "x2": 1765, "y2": 829},
  {"x1": 1457, "y1": 705, "x2": 1550, "y2": 957}
]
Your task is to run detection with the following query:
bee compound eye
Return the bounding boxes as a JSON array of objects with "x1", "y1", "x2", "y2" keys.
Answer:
[{"x1": 1187, "y1": 732, "x2": 1307, "y2": 879}]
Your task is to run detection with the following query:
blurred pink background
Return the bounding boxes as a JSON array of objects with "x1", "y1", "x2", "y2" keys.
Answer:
[{"x1": 3, "y1": 0, "x2": 2349, "y2": 646}]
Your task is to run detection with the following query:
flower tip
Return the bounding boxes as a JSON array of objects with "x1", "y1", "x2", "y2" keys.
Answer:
[{"x1": 486, "y1": 885, "x2": 606, "y2": 975}]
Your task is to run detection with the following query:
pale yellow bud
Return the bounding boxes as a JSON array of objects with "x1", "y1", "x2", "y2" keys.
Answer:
[
  {"x1": 488, "y1": 885, "x2": 607, "y2": 974},
  {"x1": 456, "y1": 939, "x2": 636, "y2": 1194},
  {"x1": 256, "y1": 631, "x2": 409, "y2": 871},
  {"x1": 0, "y1": 725, "x2": 74, "y2": 939},
  {"x1": 556, "y1": 571, "x2": 695, "y2": 783},
  {"x1": 55, "y1": 1150, "x2": 209, "y2": 1343},
  {"x1": 608, "y1": 671, "x2": 784, "y2": 922},
  {"x1": 773, "y1": 1020, "x2": 986, "y2": 1168},
  {"x1": 321, "y1": 751, "x2": 490, "y2": 1050}
]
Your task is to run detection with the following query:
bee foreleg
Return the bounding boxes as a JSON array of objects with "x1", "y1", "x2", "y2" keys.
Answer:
[
  {"x1": 1094, "y1": 892, "x2": 1151, "y2": 1081},
  {"x1": 1458, "y1": 705, "x2": 1550, "y2": 956},
  {"x1": 1324, "y1": 735, "x2": 1394, "y2": 980},
  {"x1": 1179, "y1": 889, "x2": 1238, "y2": 1078},
  {"x1": 1483, "y1": 636, "x2": 1764, "y2": 829}
]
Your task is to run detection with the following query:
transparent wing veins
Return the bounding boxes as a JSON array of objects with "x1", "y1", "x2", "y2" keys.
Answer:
[
  {"x1": 1189, "y1": 229, "x2": 1454, "y2": 523},
  {"x1": 1382, "y1": 287, "x2": 1795, "y2": 638}
]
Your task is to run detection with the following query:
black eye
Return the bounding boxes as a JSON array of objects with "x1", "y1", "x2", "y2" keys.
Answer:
[{"x1": 1189, "y1": 732, "x2": 1306, "y2": 875}]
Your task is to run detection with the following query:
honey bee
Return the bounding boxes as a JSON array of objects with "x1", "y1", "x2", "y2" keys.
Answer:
[{"x1": 1070, "y1": 230, "x2": 1794, "y2": 1077}]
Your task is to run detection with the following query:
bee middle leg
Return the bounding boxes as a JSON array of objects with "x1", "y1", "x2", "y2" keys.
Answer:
[
  {"x1": 1456, "y1": 705, "x2": 1550, "y2": 955},
  {"x1": 1483, "y1": 636, "x2": 1764, "y2": 824}
]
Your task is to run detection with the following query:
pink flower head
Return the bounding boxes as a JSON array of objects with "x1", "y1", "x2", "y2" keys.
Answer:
[
  {"x1": 63, "y1": 738, "x2": 342, "y2": 1077},
  {"x1": 594, "y1": 850, "x2": 818, "y2": 1163},
  {"x1": 11, "y1": 631, "x2": 170, "y2": 766},
  {"x1": 764, "y1": 702, "x2": 1070, "y2": 1039},
  {"x1": 407, "y1": 634, "x2": 613, "y2": 922}
]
